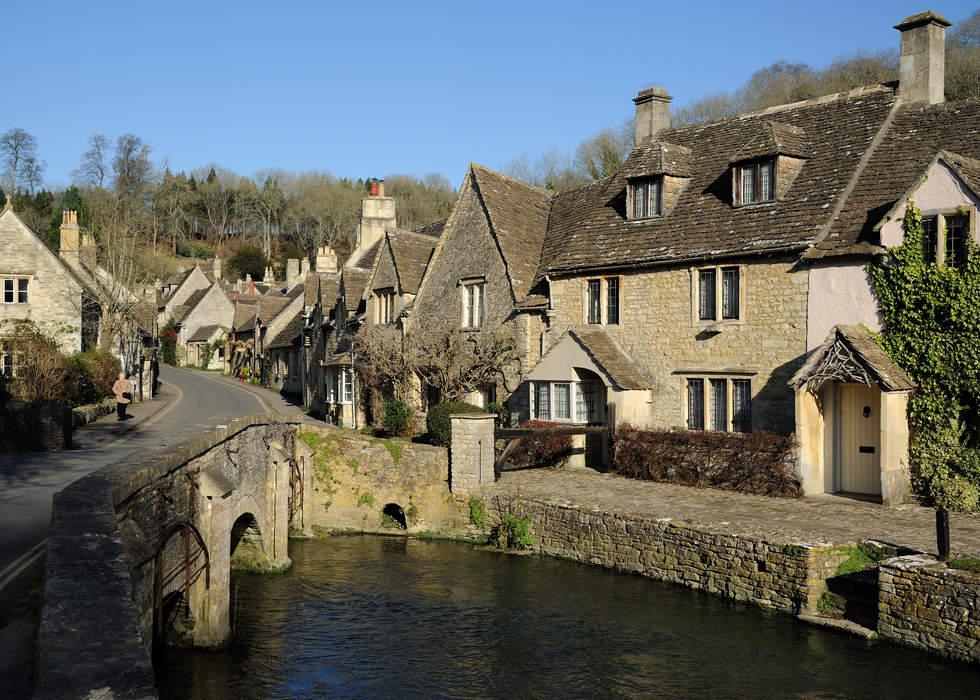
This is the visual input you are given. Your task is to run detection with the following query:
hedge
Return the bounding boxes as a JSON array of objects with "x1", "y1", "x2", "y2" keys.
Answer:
[
  {"x1": 612, "y1": 424, "x2": 800, "y2": 498},
  {"x1": 504, "y1": 420, "x2": 573, "y2": 469}
]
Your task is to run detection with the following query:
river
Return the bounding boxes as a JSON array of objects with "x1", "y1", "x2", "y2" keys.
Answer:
[{"x1": 156, "y1": 535, "x2": 979, "y2": 699}]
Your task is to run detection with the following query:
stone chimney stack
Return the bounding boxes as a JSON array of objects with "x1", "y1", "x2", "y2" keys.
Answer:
[
  {"x1": 263, "y1": 266, "x2": 274, "y2": 284},
  {"x1": 633, "y1": 88, "x2": 672, "y2": 146},
  {"x1": 301, "y1": 257, "x2": 310, "y2": 277},
  {"x1": 356, "y1": 178, "x2": 396, "y2": 260},
  {"x1": 59, "y1": 210, "x2": 80, "y2": 264},
  {"x1": 316, "y1": 245, "x2": 338, "y2": 273},
  {"x1": 286, "y1": 258, "x2": 300, "y2": 288},
  {"x1": 247, "y1": 274, "x2": 255, "y2": 295},
  {"x1": 895, "y1": 11, "x2": 951, "y2": 105},
  {"x1": 213, "y1": 256, "x2": 222, "y2": 281}
]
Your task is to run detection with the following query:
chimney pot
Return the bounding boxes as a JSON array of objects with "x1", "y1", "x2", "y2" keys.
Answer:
[
  {"x1": 633, "y1": 87, "x2": 672, "y2": 146},
  {"x1": 370, "y1": 180, "x2": 379, "y2": 196},
  {"x1": 377, "y1": 179, "x2": 385, "y2": 198},
  {"x1": 895, "y1": 11, "x2": 951, "y2": 105}
]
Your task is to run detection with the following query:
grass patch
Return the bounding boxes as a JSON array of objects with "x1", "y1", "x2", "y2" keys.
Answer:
[
  {"x1": 300, "y1": 430, "x2": 338, "y2": 484},
  {"x1": 357, "y1": 492, "x2": 375, "y2": 508},
  {"x1": 371, "y1": 438, "x2": 403, "y2": 463},
  {"x1": 829, "y1": 544, "x2": 889, "y2": 576},
  {"x1": 347, "y1": 458, "x2": 359, "y2": 475},
  {"x1": 491, "y1": 514, "x2": 533, "y2": 550},
  {"x1": 781, "y1": 545, "x2": 808, "y2": 556},
  {"x1": 406, "y1": 504, "x2": 419, "y2": 521},
  {"x1": 949, "y1": 557, "x2": 980, "y2": 573}
]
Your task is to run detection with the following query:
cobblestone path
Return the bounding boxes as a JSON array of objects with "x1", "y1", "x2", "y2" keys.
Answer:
[{"x1": 485, "y1": 468, "x2": 980, "y2": 558}]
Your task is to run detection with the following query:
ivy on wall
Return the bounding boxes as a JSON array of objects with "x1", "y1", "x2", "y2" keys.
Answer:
[{"x1": 869, "y1": 202, "x2": 980, "y2": 510}]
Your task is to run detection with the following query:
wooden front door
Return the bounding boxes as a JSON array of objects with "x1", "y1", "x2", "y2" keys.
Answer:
[{"x1": 835, "y1": 383, "x2": 881, "y2": 495}]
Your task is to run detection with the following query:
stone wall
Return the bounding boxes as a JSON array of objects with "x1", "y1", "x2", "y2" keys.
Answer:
[
  {"x1": 449, "y1": 413, "x2": 496, "y2": 492},
  {"x1": 485, "y1": 494, "x2": 846, "y2": 615},
  {"x1": 299, "y1": 426, "x2": 468, "y2": 534},
  {"x1": 0, "y1": 401, "x2": 71, "y2": 453},
  {"x1": 547, "y1": 254, "x2": 808, "y2": 434},
  {"x1": 878, "y1": 555, "x2": 980, "y2": 664}
]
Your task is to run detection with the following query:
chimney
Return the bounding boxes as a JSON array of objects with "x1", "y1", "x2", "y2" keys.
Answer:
[
  {"x1": 263, "y1": 266, "x2": 274, "y2": 284},
  {"x1": 633, "y1": 87, "x2": 672, "y2": 146},
  {"x1": 59, "y1": 210, "x2": 80, "y2": 262},
  {"x1": 357, "y1": 182, "x2": 396, "y2": 259},
  {"x1": 213, "y1": 256, "x2": 222, "y2": 281},
  {"x1": 895, "y1": 11, "x2": 951, "y2": 105},
  {"x1": 370, "y1": 179, "x2": 379, "y2": 196},
  {"x1": 316, "y1": 245, "x2": 338, "y2": 273},
  {"x1": 301, "y1": 257, "x2": 310, "y2": 277},
  {"x1": 377, "y1": 179, "x2": 385, "y2": 198},
  {"x1": 286, "y1": 258, "x2": 300, "y2": 288},
  {"x1": 247, "y1": 274, "x2": 255, "y2": 295}
]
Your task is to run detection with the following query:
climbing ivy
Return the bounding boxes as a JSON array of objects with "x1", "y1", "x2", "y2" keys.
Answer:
[{"x1": 868, "y1": 202, "x2": 980, "y2": 510}]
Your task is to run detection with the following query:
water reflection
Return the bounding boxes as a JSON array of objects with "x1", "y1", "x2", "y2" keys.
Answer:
[{"x1": 157, "y1": 536, "x2": 979, "y2": 699}]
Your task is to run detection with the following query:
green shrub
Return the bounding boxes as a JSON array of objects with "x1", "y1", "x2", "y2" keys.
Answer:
[
  {"x1": 425, "y1": 401, "x2": 483, "y2": 447},
  {"x1": 78, "y1": 350, "x2": 121, "y2": 400},
  {"x1": 469, "y1": 498, "x2": 487, "y2": 528},
  {"x1": 382, "y1": 398, "x2": 411, "y2": 436},
  {"x1": 176, "y1": 240, "x2": 215, "y2": 259},
  {"x1": 488, "y1": 401, "x2": 510, "y2": 426},
  {"x1": 910, "y1": 421, "x2": 980, "y2": 512},
  {"x1": 492, "y1": 514, "x2": 533, "y2": 550}
]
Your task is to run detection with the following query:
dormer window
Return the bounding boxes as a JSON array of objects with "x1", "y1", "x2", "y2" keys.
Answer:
[
  {"x1": 736, "y1": 159, "x2": 774, "y2": 205},
  {"x1": 629, "y1": 177, "x2": 661, "y2": 219}
]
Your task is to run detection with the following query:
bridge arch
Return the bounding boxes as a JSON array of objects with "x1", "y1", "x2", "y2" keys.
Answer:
[{"x1": 153, "y1": 521, "x2": 210, "y2": 645}]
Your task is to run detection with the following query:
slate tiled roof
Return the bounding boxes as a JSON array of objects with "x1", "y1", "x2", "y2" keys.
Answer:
[
  {"x1": 790, "y1": 325, "x2": 914, "y2": 392},
  {"x1": 188, "y1": 324, "x2": 222, "y2": 343},
  {"x1": 539, "y1": 85, "x2": 898, "y2": 277},
  {"x1": 621, "y1": 142, "x2": 693, "y2": 179},
  {"x1": 569, "y1": 327, "x2": 652, "y2": 391},
  {"x1": 233, "y1": 302, "x2": 258, "y2": 331},
  {"x1": 267, "y1": 311, "x2": 303, "y2": 349},
  {"x1": 305, "y1": 272, "x2": 340, "y2": 308},
  {"x1": 471, "y1": 164, "x2": 552, "y2": 299},
  {"x1": 346, "y1": 239, "x2": 383, "y2": 271},
  {"x1": 386, "y1": 229, "x2": 438, "y2": 294},
  {"x1": 811, "y1": 99, "x2": 980, "y2": 257},
  {"x1": 341, "y1": 268, "x2": 371, "y2": 311},
  {"x1": 415, "y1": 218, "x2": 447, "y2": 238},
  {"x1": 730, "y1": 121, "x2": 809, "y2": 162}
]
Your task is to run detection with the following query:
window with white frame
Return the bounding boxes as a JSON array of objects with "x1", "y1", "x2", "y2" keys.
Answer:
[
  {"x1": 0, "y1": 340, "x2": 21, "y2": 377},
  {"x1": 735, "y1": 159, "x2": 774, "y2": 205},
  {"x1": 328, "y1": 367, "x2": 353, "y2": 404},
  {"x1": 685, "y1": 376, "x2": 751, "y2": 432},
  {"x1": 697, "y1": 265, "x2": 741, "y2": 322},
  {"x1": 920, "y1": 211, "x2": 972, "y2": 269},
  {"x1": 628, "y1": 177, "x2": 662, "y2": 219},
  {"x1": 531, "y1": 380, "x2": 600, "y2": 423},
  {"x1": 2, "y1": 278, "x2": 29, "y2": 304},
  {"x1": 587, "y1": 277, "x2": 621, "y2": 325},
  {"x1": 461, "y1": 280, "x2": 484, "y2": 329},
  {"x1": 374, "y1": 289, "x2": 395, "y2": 324}
]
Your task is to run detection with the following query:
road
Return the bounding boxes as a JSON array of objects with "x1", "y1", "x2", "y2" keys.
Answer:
[{"x1": 0, "y1": 366, "x2": 266, "y2": 573}]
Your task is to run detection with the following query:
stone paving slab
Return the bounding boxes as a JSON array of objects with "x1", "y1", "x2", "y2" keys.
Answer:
[{"x1": 486, "y1": 468, "x2": 980, "y2": 558}]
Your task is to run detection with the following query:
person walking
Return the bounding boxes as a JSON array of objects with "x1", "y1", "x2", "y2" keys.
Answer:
[{"x1": 112, "y1": 372, "x2": 133, "y2": 421}]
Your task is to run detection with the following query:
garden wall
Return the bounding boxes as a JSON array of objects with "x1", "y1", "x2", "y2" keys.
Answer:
[
  {"x1": 878, "y1": 555, "x2": 980, "y2": 664},
  {"x1": 486, "y1": 494, "x2": 848, "y2": 615}
]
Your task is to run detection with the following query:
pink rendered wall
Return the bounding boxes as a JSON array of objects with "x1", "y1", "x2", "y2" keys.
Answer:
[
  {"x1": 880, "y1": 161, "x2": 980, "y2": 247},
  {"x1": 807, "y1": 261, "x2": 883, "y2": 351}
]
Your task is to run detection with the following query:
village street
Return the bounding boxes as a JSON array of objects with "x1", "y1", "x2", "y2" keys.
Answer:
[{"x1": 0, "y1": 366, "x2": 267, "y2": 575}]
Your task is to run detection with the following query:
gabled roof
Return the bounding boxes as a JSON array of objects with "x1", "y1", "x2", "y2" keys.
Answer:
[
  {"x1": 415, "y1": 218, "x2": 447, "y2": 238},
  {"x1": 267, "y1": 310, "x2": 304, "y2": 349},
  {"x1": 471, "y1": 163, "x2": 552, "y2": 300},
  {"x1": 187, "y1": 324, "x2": 223, "y2": 343},
  {"x1": 808, "y1": 99, "x2": 980, "y2": 258},
  {"x1": 539, "y1": 85, "x2": 898, "y2": 277},
  {"x1": 790, "y1": 325, "x2": 914, "y2": 393},
  {"x1": 341, "y1": 267, "x2": 371, "y2": 310},
  {"x1": 570, "y1": 327, "x2": 653, "y2": 391},
  {"x1": 730, "y1": 121, "x2": 808, "y2": 162},
  {"x1": 346, "y1": 238, "x2": 384, "y2": 271},
  {"x1": 386, "y1": 229, "x2": 438, "y2": 294},
  {"x1": 621, "y1": 141, "x2": 693, "y2": 179},
  {"x1": 305, "y1": 272, "x2": 340, "y2": 308},
  {"x1": 233, "y1": 302, "x2": 258, "y2": 331},
  {"x1": 171, "y1": 288, "x2": 209, "y2": 324}
]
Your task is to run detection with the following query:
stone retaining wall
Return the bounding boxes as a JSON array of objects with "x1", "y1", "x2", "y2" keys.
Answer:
[
  {"x1": 71, "y1": 397, "x2": 115, "y2": 427},
  {"x1": 300, "y1": 426, "x2": 468, "y2": 535},
  {"x1": 0, "y1": 401, "x2": 71, "y2": 453},
  {"x1": 878, "y1": 555, "x2": 980, "y2": 664},
  {"x1": 486, "y1": 494, "x2": 847, "y2": 615}
]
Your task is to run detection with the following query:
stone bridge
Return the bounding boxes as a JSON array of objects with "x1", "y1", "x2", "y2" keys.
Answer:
[{"x1": 35, "y1": 413, "x2": 313, "y2": 699}]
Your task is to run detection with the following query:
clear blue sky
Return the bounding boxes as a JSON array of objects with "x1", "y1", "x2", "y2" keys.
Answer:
[{"x1": 3, "y1": 1, "x2": 977, "y2": 189}]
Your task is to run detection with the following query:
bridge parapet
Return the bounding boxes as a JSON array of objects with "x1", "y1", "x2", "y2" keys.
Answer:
[{"x1": 35, "y1": 413, "x2": 308, "y2": 700}]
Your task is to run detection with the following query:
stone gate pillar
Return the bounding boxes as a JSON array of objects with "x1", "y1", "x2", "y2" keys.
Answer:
[{"x1": 449, "y1": 413, "x2": 496, "y2": 494}]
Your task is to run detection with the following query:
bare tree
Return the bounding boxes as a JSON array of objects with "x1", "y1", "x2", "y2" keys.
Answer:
[
  {"x1": 20, "y1": 156, "x2": 46, "y2": 196},
  {"x1": 0, "y1": 128, "x2": 37, "y2": 193},
  {"x1": 79, "y1": 134, "x2": 110, "y2": 189},
  {"x1": 574, "y1": 125, "x2": 633, "y2": 180},
  {"x1": 112, "y1": 133, "x2": 153, "y2": 203}
]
